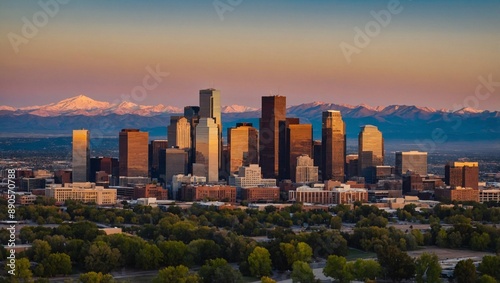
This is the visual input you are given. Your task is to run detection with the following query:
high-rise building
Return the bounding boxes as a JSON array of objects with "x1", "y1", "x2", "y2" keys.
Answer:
[
  {"x1": 167, "y1": 117, "x2": 191, "y2": 149},
  {"x1": 295, "y1": 155, "x2": 318, "y2": 183},
  {"x1": 395, "y1": 151, "x2": 427, "y2": 176},
  {"x1": 445, "y1": 161, "x2": 479, "y2": 189},
  {"x1": 184, "y1": 106, "x2": 200, "y2": 174},
  {"x1": 358, "y1": 125, "x2": 384, "y2": 183},
  {"x1": 228, "y1": 123, "x2": 259, "y2": 174},
  {"x1": 119, "y1": 129, "x2": 149, "y2": 177},
  {"x1": 313, "y1": 140, "x2": 322, "y2": 168},
  {"x1": 199, "y1": 89, "x2": 222, "y2": 172},
  {"x1": 260, "y1": 95, "x2": 287, "y2": 178},
  {"x1": 346, "y1": 154, "x2": 359, "y2": 179},
  {"x1": 194, "y1": 118, "x2": 219, "y2": 182},
  {"x1": 321, "y1": 111, "x2": 346, "y2": 182},
  {"x1": 72, "y1": 129, "x2": 90, "y2": 182},
  {"x1": 149, "y1": 140, "x2": 168, "y2": 179},
  {"x1": 279, "y1": 118, "x2": 299, "y2": 180},
  {"x1": 164, "y1": 148, "x2": 188, "y2": 183},
  {"x1": 90, "y1": 157, "x2": 119, "y2": 184},
  {"x1": 287, "y1": 124, "x2": 313, "y2": 182}
]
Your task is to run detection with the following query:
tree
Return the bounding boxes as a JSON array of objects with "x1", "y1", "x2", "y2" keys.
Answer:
[
  {"x1": 415, "y1": 252, "x2": 441, "y2": 283},
  {"x1": 5, "y1": 257, "x2": 32, "y2": 282},
  {"x1": 280, "y1": 242, "x2": 313, "y2": 269},
  {"x1": 135, "y1": 243, "x2": 163, "y2": 270},
  {"x1": 290, "y1": 261, "x2": 315, "y2": 283},
  {"x1": 478, "y1": 274, "x2": 497, "y2": 283},
  {"x1": 84, "y1": 241, "x2": 121, "y2": 273},
  {"x1": 351, "y1": 259, "x2": 381, "y2": 281},
  {"x1": 153, "y1": 265, "x2": 200, "y2": 283},
  {"x1": 323, "y1": 255, "x2": 352, "y2": 283},
  {"x1": 188, "y1": 239, "x2": 220, "y2": 266},
  {"x1": 260, "y1": 276, "x2": 276, "y2": 283},
  {"x1": 377, "y1": 245, "x2": 415, "y2": 282},
  {"x1": 478, "y1": 255, "x2": 500, "y2": 280},
  {"x1": 330, "y1": 216, "x2": 342, "y2": 229},
  {"x1": 158, "y1": 240, "x2": 188, "y2": 267},
  {"x1": 454, "y1": 259, "x2": 476, "y2": 283},
  {"x1": 248, "y1": 246, "x2": 272, "y2": 278},
  {"x1": 470, "y1": 232, "x2": 491, "y2": 251},
  {"x1": 199, "y1": 258, "x2": 242, "y2": 283},
  {"x1": 79, "y1": 272, "x2": 115, "y2": 283},
  {"x1": 30, "y1": 240, "x2": 51, "y2": 262},
  {"x1": 295, "y1": 242, "x2": 313, "y2": 263},
  {"x1": 42, "y1": 253, "x2": 72, "y2": 277}
]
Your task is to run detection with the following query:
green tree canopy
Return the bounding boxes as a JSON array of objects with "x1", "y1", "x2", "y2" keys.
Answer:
[
  {"x1": 199, "y1": 258, "x2": 242, "y2": 283},
  {"x1": 415, "y1": 252, "x2": 441, "y2": 283},
  {"x1": 478, "y1": 255, "x2": 500, "y2": 280},
  {"x1": 84, "y1": 241, "x2": 121, "y2": 273},
  {"x1": 323, "y1": 255, "x2": 352, "y2": 283},
  {"x1": 79, "y1": 272, "x2": 115, "y2": 283},
  {"x1": 290, "y1": 261, "x2": 315, "y2": 283},
  {"x1": 454, "y1": 259, "x2": 476, "y2": 283},
  {"x1": 153, "y1": 265, "x2": 200, "y2": 283},
  {"x1": 248, "y1": 246, "x2": 272, "y2": 278},
  {"x1": 377, "y1": 245, "x2": 415, "y2": 282}
]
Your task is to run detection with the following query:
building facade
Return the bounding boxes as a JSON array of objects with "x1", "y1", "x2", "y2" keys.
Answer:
[
  {"x1": 322, "y1": 111, "x2": 346, "y2": 182},
  {"x1": 260, "y1": 95, "x2": 287, "y2": 178},
  {"x1": 181, "y1": 185, "x2": 236, "y2": 202},
  {"x1": 167, "y1": 117, "x2": 191, "y2": 149},
  {"x1": 241, "y1": 187, "x2": 280, "y2": 202},
  {"x1": 295, "y1": 155, "x2": 318, "y2": 183},
  {"x1": 194, "y1": 118, "x2": 219, "y2": 182},
  {"x1": 119, "y1": 129, "x2": 149, "y2": 177},
  {"x1": 358, "y1": 125, "x2": 384, "y2": 183},
  {"x1": 72, "y1": 129, "x2": 90, "y2": 182},
  {"x1": 46, "y1": 182, "x2": 117, "y2": 205},
  {"x1": 228, "y1": 123, "x2": 259, "y2": 174},
  {"x1": 395, "y1": 151, "x2": 428, "y2": 176}
]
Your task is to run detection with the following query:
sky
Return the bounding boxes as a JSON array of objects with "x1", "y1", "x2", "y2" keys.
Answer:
[{"x1": 0, "y1": 0, "x2": 499, "y2": 110}]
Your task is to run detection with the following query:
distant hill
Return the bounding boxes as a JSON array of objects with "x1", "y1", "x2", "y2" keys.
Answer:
[{"x1": 1, "y1": 95, "x2": 498, "y2": 140}]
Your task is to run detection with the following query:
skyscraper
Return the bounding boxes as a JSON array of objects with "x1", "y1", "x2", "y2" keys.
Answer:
[
  {"x1": 395, "y1": 151, "x2": 427, "y2": 176},
  {"x1": 167, "y1": 116, "x2": 191, "y2": 149},
  {"x1": 149, "y1": 140, "x2": 168, "y2": 179},
  {"x1": 199, "y1": 89, "x2": 222, "y2": 172},
  {"x1": 322, "y1": 111, "x2": 346, "y2": 182},
  {"x1": 260, "y1": 95, "x2": 286, "y2": 178},
  {"x1": 72, "y1": 129, "x2": 90, "y2": 182},
  {"x1": 119, "y1": 129, "x2": 149, "y2": 177},
  {"x1": 287, "y1": 124, "x2": 313, "y2": 182},
  {"x1": 228, "y1": 123, "x2": 259, "y2": 174},
  {"x1": 184, "y1": 106, "x2": 200, "y2": 174},
  {"x1": 295, "y1": 155, "x2": 318, "y2": 183},
  {"x1": 445, "y1": 161, "x2": 479, "y2": 189},
  {"x1": 194, "y1": 118, "x2": 219, "y2": 182},
  {"x1": 358, "y1": 125, "x2": 384, "y2": 183},
  {"x1": 165, "y1": 148, "x2": 188, "y2": 184}
]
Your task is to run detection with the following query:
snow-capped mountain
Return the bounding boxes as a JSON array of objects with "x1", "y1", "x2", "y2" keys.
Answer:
[
  {"x1": 222, "y1": 105, "x2": 259, "y2": 113},
  {"x1": 2, "y1": 95, "x2": 183, "y2": 117},
  {"x1": 0, "y1": 96, "x2": 498, "y2": 140}
]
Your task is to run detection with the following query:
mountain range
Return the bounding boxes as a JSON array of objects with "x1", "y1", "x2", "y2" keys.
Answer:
[{"x1": 1, "y1": 95, "x2": 498, "y2": 141}]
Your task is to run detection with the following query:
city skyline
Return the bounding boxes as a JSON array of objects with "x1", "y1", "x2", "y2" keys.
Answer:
[{"x1": 1, "y1": 1, "x2": 499, "y2": 110}]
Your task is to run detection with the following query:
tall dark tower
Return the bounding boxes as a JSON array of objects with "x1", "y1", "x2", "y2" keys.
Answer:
[
  {"x1": 199, "y1": 89, "x2": 222, "y2": 175},
  {"x1": 321, "y1": 110, "x2": 346, "y2": 182},
  {"x1": 184, "y1": 106, "x2": 200, "y2": 174},
  {"x1": 259, "y1": 96, "x2": 286, "y2": 178},
  {"x1": 119, "y1": 129, "x2": 149, "y2": 177}
]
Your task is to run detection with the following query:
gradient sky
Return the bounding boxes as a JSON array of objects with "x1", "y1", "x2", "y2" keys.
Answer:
[{"x1": 0, "y1": 0, "x2": 499, "y2": 110}]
